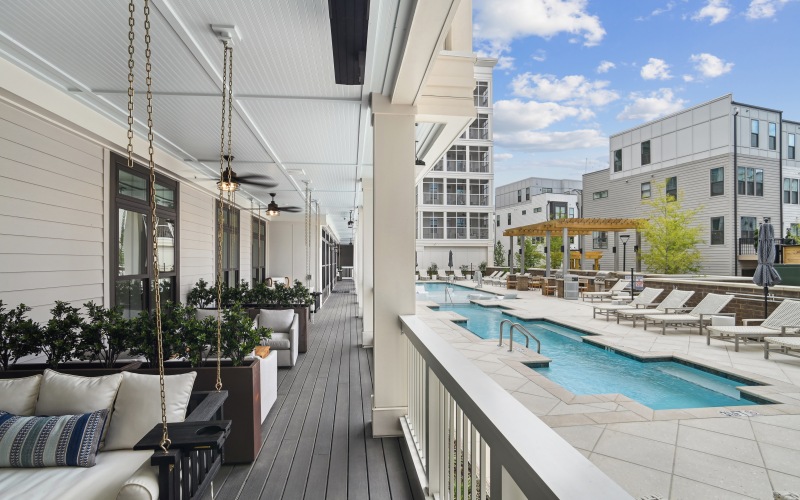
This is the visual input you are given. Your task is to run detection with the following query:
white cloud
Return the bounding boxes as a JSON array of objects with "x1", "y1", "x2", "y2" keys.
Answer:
[
  {"x1": 495, "y1": 153, "x2": 514, "y2": 160},
  {"x1": 474, "y1": 0, "x2": 606, "y2": 49},
  {"x1": 652, "y1": 1, "x2": 676, "y2": 16},
  {"x1": 692, "y1": 0, "x2": 731, "y2": 24},
  {"x1": 683, "y1": 74, "x2": 695, "y2": 82},
  {"x1": 510, "y1": 73, "x2": 620, "y2": 107},
  {"x1": 532, "y1": 49, "x2": 547, "y2": 62},
  {"x1": 640, "y1": 58, "x2": 672, "y2": 80},
  {"x1": 596, "y1": 60, "x2": 616, "y2": 73},
  {"x1": 494, "y1": 129, "x2": 608, "y2": 152},
  {"x1": 617, "y1": 89, "x2": 687, "y2": 122},
  {"x1": 497, "y1": 56, "x2": 516, "y2": 70},
  {"x1": 690, "y1": 53, "x2": 734, "y2": 78},
  {"x1": 746, "y1": 0, "x2": 790, "y2": 19},
  {"x1": 494, "y1": 99, "x2": 583, "y2": 132}
]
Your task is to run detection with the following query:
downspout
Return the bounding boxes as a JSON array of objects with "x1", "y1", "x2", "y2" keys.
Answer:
[
  {"x1": 734, "y1": 108, "x2": 739, "y2": 276},
  {"x1": 779, "y1": 112, "x2": 784, "y2": 246}
]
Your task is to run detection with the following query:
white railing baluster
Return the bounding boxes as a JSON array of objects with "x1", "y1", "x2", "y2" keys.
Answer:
[
  {"x1": 479, "y1": 438, "x2": 487, "y2": 500},
  {"x1": 470, "y1": 423, "x2": 478, "y2": 500}
]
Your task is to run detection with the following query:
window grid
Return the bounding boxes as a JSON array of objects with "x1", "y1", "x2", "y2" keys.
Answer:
[
  {"x1": 422, "y1": 212, "x2": 444, "y2": 239},
  {"x1": 469, "y1": 179, "x2": 490, "y2": 206},
  {"x1": 468, "y1": 146, "x2": 490, "y2": 172},
  {"x1": 641, "y1": 182, "x2": 651, "y2": 199},
  {"x1": 446, "y1": 145, "x2": 467, "y2": 172},
  {"x1": 446, "y1": 179, "x2": 467, "y2": 205},
  {"x1": 737, "y1": 167, "x2": 764, "y2": 197},
  {"x1": 474, "y1": 81, "x2": 489, "y2": 107},
  {"x1": 593, "y1": 190, "x2": 608, "y2": 200},
  {"x1": 592, "y1": 231, "x2": 608, "y2": 249},
  {"x1": 786, "y1": 178, "x2": 800, "y2": 204},
  {"x1": 710, "y1": 167, "x2": 724, "y2": 196},
  {"x1": 468, "y1": 114, "x2": 489, "y2": 140},
  {"x1": 446, "y1": 212, "x2": 467, "y2": 239},
  {"x1": 422, "y1": 178, "x2": 444, "y2": 205}
]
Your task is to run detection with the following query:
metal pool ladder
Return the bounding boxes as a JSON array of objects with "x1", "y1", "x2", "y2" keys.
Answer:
[
  {"x1": 445, "y1": 286, "x2": 455, "y2": 305},
  {"x1": 498, "y1": 319, "x2": 541, "y2": 353}
]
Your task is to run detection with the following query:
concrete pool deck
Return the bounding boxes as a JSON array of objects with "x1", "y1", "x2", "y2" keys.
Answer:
[{"x1": 416, "y1": 280, "x2": 800, "y2": 499}]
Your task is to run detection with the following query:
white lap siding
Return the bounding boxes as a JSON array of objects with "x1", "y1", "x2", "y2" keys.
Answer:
[{"x1": 178, "y1": 184, "x2": 214, "y2": 302}]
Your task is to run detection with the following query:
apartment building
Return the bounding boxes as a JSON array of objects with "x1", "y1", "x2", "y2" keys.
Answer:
[
  {"x1": 415, "y1": 58, "x2": 497, "y2": 272},
  {"x1": 583, "y1": 94, "x2": 800, "y2": 276}
]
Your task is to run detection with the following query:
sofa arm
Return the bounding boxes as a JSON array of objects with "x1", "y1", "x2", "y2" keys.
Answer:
[
  {"x1": 185, "y1": 390, "x2": 228, "y2": 422},
  {"x1": 116, "y1": 461, "x2": 158, "y2": 500}
]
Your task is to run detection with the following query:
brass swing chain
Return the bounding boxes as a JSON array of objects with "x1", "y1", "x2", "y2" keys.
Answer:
[
  {"x1": 126, "y1": 0, "x2": 135, "y2": 169},
  {"x1": 141, "y1": 0, "x2": 170, "y2": 453},
  {"x1": 214, "y1": 41, "x2": 230, "y2": 392}
]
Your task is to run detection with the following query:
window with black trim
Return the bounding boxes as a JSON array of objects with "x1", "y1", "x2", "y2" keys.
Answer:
[
  {"x1": 613, "y1": 149, "x2": 622, "y2": 172},
  {"x1": 216, "y1": 200, "x2": 240, "y2": 287},
  {"x1": 641, "y1": 140, "x2": 651, "y2": 165},
  {"x1": 533, "y1": 207, "x2": 542, "y2": 213},
  {"x1": 592, "y1": 231, "x2": 608, "y2": 249},
  {"x1": 641, "y1": 182, "x2": 651, "y2": 199},
  {"x1": 710, "y1": 167, "x2": 724, "y2": 196},
  {"x1": 711, "y1": 217, "x2": 724, "y2": 245},
  {"x1": 741, "y1": 216, "x2": 757, "y2": 241},
  {"x1": 737, "y1": 167, "x2": 763, "y2": 196},
  {"x1": 507, "y1": 213, "x2": 511, "y2": 225},
  {"x1": 666, "y1": 176, "x2": 677, "y2": 200},
  {"x1": 789, "y1": 133, "x2": 796, "y2": 160},
  {"x1": 769, "y1": 122, "x2": 777, "y2": 150},
  {"x1": 252, "y1": 217, "x2": 266, "y2": 285},
  {"x1": 112, "y1": 152, "x2": 178, "y2": 318},
  {"x1": 525, "y1": 187, "x2": 530, "y2": 200},
  {"x1": 784, "y1": 178, "x2": 799, "y2": 204},
  {"x1": 517, "y1": 189, "x2": 522, "y2": 202},
  {"x1": 751, "y1": 120, "x2": 759, "y2": 148},
  {"x1": 593, "y1": 190, "x2": 608, "y2": 200}
]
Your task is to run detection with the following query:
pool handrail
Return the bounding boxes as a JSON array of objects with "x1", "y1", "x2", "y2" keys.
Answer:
[{"x1": 498, "y1": 319, "x2": 541, "y2": 353}]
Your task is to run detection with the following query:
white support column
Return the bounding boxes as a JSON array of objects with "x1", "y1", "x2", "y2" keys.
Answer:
[
  {"x1": 356, "y1": 206, "x2": 365, "y2": 318},
  {"x1": 562, "y1": 227, "x2": 569, "y2": 274},
  {"x1": 509, "y1": 235, "x2": 514, "y2": 274},
  {"x1": 371, "y1": 94, "x2": 415, "y2": 436},
  {"x1": 520, "y1": 235, "x2": 526, "y2": 272},
  {"x1": 545, "y1": 231, "x2": 551, "y2": 277},
  {"x1": 579, "y1": 235, "x2": 586, "y2": 270},
  {"x1": 613, "y1": 232, "x2": 620, "y2": 272},
  {"x1": 362, "y1": 177, "x2": 374, "y2": 346}
]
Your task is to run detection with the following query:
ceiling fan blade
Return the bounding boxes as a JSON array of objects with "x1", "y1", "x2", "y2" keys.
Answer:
[
  {"x1": 237, "y1": 174, "x2": 275, "y2": 181},
  {"x1": 240, "y1": 179, "x2": 279, "y2": 188},
  {"x1": 280, "y1": 206, "x2": 303, "y2": 213}
]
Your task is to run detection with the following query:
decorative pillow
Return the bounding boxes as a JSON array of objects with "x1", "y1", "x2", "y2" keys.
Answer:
[
  {"x1": 0, "y1": 375, "x2": 42, "y2": 416},
  {"x1": 35, "y1": 369, "x2": 123, "y2": 416},
  {"x1": 0, "y1": 409, "x2": 109, "y2": 467},
  {"x1": 103, "y1": 371, "x2": 197, "y2": 451},
  {"x1": 259, "y1": 309, "x2": 294, "y2": 332}
]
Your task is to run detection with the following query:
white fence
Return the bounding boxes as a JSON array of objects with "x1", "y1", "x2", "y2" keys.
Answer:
[{"x1": 400, "y1": 315, "x2": 632, "y2": 499}]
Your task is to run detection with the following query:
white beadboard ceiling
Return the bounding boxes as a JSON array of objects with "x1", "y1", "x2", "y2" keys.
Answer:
[{"x1": 0, "y1": 0, "x2": 412, "y2": 240}]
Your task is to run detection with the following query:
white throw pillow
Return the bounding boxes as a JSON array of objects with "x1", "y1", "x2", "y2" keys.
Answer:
[
  {"x1": 0, "y1": 375, "x2": 42, "y2": 415},
  {"x1": 259, "y1": 309, "x2": 294, "y2": 332},
  {"x1": 103, "y1": 371, "x2": 197, "y2": 451},
  {"x1": 35, "y1": 369, "x2": 123, "y2": 416}
]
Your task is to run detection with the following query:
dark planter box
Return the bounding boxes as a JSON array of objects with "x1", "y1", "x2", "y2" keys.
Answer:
[
  {"x1": 0, "y1": 361, "x2": 141, "y2": 378},
  {"x1": 138, "y1": 359, "x2": 261, "y2": 464},
  {"x1": 246, "y1": 304, "x2": 311, "y2": 353}
]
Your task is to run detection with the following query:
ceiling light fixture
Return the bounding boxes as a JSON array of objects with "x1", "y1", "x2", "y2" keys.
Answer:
[{"x1": 347, "y1": 210, "x2": 354, "y2": 228}]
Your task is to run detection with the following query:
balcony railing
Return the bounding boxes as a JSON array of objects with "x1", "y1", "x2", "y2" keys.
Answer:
[
  {"x1": 738, "y1": 238, "x2": 792, "y2": 262},
  {"x1": 400, "y1": 315, "x2": 631, "y2": 499}
]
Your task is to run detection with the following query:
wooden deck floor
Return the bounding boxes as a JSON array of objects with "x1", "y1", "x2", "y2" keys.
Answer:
[{"x1": 206, "y1": 281, "x2": 414, "y2": 500}]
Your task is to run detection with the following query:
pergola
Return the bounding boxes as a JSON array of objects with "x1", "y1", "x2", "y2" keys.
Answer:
[{"x1": 502, "y1": 218, "x2": 646, "y2": 276}]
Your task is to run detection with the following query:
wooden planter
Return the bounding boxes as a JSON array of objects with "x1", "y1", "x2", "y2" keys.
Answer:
[
  {"x1": 246, "y1": 304, "x2": 311, "y2": 353},
  {"x1": 0, "y1": 361, "x2": 141, "y2": 378}
]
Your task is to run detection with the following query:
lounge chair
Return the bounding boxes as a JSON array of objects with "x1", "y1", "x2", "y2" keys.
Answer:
[
  {"x1": 707, "y1": 299, "x2": 800, "y2": 351},
  {"x1": 764, "y1": 335, "x2": 800, "y2": 359},
  {"x1": 643, "y1": 293, "x2": 734, "y2": 335},
  {"x1": 615, "y1": 289, "x2": 695, "y2": 327},
  {"x1": 591, "y1": 288, "x2": 664, "y2": 321},
  {"x1": 581, "y1": 279, "x2": 628, "y2": 302},
  {"x1": 486, "y1": 272, "x2": 507, "y2": 286}
]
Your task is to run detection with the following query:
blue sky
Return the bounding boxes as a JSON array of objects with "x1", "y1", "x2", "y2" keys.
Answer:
[{"x1": 474, "y1": 0, "x2": 800, "y2": 186}]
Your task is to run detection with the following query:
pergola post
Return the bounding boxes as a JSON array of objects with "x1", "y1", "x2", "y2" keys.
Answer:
[
  {"x1": 562, "y1": 227, "x2": 569, "y2": 274},
  {"x1": 509, "y1": 235, "x2": 514, "y2": 275},
  {"x1": 545, "y1": 231, "x2": 551, "y2": 277},
  {"x1": 579, "y1": 235, "x2": 585, "y2": 270},
  {"x1": 613, "y1": 232, "x2": 619, "y2": 272},
  {"x1": 520, "y1": 235, "x2": 526, "y2": 273}
]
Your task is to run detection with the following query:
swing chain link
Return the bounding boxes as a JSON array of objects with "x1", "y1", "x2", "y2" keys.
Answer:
[
  {"x1": 215, "y1": 41, "x2": 230, "y2": 393},
  {"x1": 126, "y1": 0, "x2": 135, "y2": 169}
]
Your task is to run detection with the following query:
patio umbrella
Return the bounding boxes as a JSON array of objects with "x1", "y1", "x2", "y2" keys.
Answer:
[
  {"x1": 448, "y1": 250, "x2": 453, "y2": 270},
  {"x1": 753, "y1": 220, "x2": 781, "y2": 318}
]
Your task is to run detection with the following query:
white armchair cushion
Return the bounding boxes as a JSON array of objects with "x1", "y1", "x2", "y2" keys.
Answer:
[
  {"x1": 116, "y1": 461, "x2": 158, "y2": 500},
  {"x1": 0, "y1": 375, "x2": 41, "y2": 415},
  {"x1": 103, "y1": 371, "x2": 196, "y2": 451},
  {"x1": 35, "y1": 369, "x2": 123, "y2": 416},
  {"x1": 259, "y1": 309, "x2": 295, "y2": 332}
]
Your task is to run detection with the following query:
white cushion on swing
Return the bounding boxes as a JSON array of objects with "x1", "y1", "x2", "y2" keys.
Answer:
[
  {"x1": 116, "y1": 460, "x2": 159, "y2": 500},
  {"x1": 36, "y1": 369, "x2": 123, "y2": 416},
  {"x1": 103, "y1": 371, "x2": 197, "y2": 451}
]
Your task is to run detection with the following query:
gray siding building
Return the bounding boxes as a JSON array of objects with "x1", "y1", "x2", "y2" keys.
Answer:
[{"x1": 583, "y1": 94, "x2": 795, "y2": 276}]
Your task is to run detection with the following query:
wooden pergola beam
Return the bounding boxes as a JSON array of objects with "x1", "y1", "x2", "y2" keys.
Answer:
[{"x1": 502, "y1": 217, "x2": 645, "y2": 237}]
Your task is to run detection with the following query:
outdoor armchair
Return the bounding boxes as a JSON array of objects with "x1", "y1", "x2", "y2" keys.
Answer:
[
  {"x1": 591, "y1": 288, "x2": 664, "y2": 321},
  {"x1": 643, "y1": 293, "x2": 734, "y2": 335},
  {"x1": 615, "y1": 289, "x2": 695, "y2": 327},
  {"x1": 707, "y1": 299, "x2": 800, "y2": 351},
  {"x1": 257, "y1": 309, "x2": 299, "y2": 367}
]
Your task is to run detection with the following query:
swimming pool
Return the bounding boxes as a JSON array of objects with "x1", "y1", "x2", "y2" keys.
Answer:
[
  {"x1": 436, "y1": 303, "x2": 763, "y2": 410},
  {"x1": 416, "y1": 282, "x2": 496, "y2": 303}
]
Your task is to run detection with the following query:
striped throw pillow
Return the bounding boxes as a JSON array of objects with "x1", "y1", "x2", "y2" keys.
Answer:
[{"x1": 0, "y1": 409, "x2": 109, "y2": 467}]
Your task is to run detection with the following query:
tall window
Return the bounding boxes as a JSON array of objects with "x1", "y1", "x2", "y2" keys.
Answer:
[
  {"x1": 446, "y1": 145, "x2": 466, "y2": 171},
  {"x1": 613, "y1": 149, "x2": 622, "y2": 172},
  {"x1": 666, "y1": 176, "x2": 677, "y2": 200},
  {"x1": 737, "y1": 167, "x2": 763, "y2": 196},
  {"x1": 422, "y1": 212, "x2": 443, "y2": 239},
  {"x1": 785, "y1": 178, "x2": 799, "y2": 204},
  {"x1": 112, "y1": 153, "x2": 178, "y2": 318},
  {"x1": 711, "y1": 217, "x2": 724, "y2": 245},
  {"x1": 446, "y1": 212, "x2": 467, "y2": 239},
  {"x1": 423, "y1": 178, "x2": 444, "y2": 204},
  {"x1": 469, "y1": 213, "x2": 489, "y2": 239},
  {"x1": 496, "y1": 215, "x2": 501, "y2": 227},
  {"x1": 474, "y1": 81, "x2": 489, "y2": 107},
  {"x1": 569, "y1": 207, "x2": 575, "y2": 218},
  {"x1": 446, "y1": 179, "x2": 467, "y2": 205},
  {"x1": 525, "y1": 187, "x2": 530, "y2": 200},
  {"x1": 641, "y1": 140, "x2": 651, "y2": 165},
  {"x1": 550, "y1": 202, "x2": 567, "y2": 220},
  {"x1": 710, "y1": 167, "x2": 724, "y2": 196},
  {"x1": 252, "y1": 217, "x2": 266, "y2": 285},
  {"x1": 789, "y1": 133, "x2": 796, "y2": 160},
  {"x1": 517, "y1": 189, "x2": 522, "y2": 202},
  {"x1": 592, "y1": 231, "x2": 608, "y2": 249},
  {"x1": 769, "y1": 122, "x2": 777, "y2": 150},
  {"x1": 468, "y1": 114, "x2": 489, "y2": 140},
  {"x1": 469, "y1": 179, "x2": 490, "y2": 206},
  {"x1": 641, "y1": 181, "x2": 651, "y2": 199},
  {"x1": 751, "y1": 120, "x2": 759, "y2": 148},
  {"x1": 741, "y1": 216, "x2": 757, "y2": 241},
  {"x1": 507, "y1": 213, "x2": 511, "y2": 225},
  {"x1": 217, "y1": 200, "x2": 240, "y2": 287},
  {"x1": 469, "y1": 146, "x2": 490, "y2": 172}
]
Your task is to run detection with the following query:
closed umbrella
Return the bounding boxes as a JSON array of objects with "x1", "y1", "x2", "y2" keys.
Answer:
[
  {"x1": 753, "y1": 219, "x2": 781, "y2": 318},
  {"x1": 448, "y1": 250, "x2": 453, "y2": 270}
]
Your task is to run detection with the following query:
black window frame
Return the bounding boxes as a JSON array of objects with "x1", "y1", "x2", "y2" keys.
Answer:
[
  {"x1": 710, "y1": 167, "x2": 724, "y2": 196},
  {"x1": 613, "y1": 149, "x2": 622, "y2": 172},
  {"x1": 710, "y1": 217, "x2": 724, "y2": 245},
  {"x1": 769, "y1": 122, "x2": 777, "y2": 150},
  {"x1": 738, "y1": 167, "x2": 763, "y2": 197},
  {"x1": 216, "y1": 199, "x2": 241, "y2": 287},
  {"x1": 741, "y1": 216, "x2": 757, "y2": 241},
  {"x1": 641, "y1": 140, "x2": 651, "y2": 165},
  {"x1": 593, "y1": 190, "x2": 608, "y2": 200},
  {"x1": 641, "y1": 182, "x2": 651, "y2": 199},
  {"x1": 252, "y1": 216, "x2": 266, "y2": 285},
  {"x1": 592, "y1": 231, "x2": 608, "y2": 249},
  {"x1": 111, "y1": 152, "x2": 179, "y2": 318},
  {"x1": 666, "y1": 176, "x2": 677, "y2": 200},
  {"x1": 751, "y1": 119, "x2": 759, "y2": 148},
  {"x1": 789, "y1": 133, "x2": 796, "y2": 160}
]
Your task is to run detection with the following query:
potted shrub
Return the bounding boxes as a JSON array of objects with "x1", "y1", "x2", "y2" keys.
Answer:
[
  {"x1": 427, "y1": 263, "x2": 439, "y2": 279},
  {"x1": 32, "y1": 301, "x2": 84, "y2": 369},
  {"x1": 186, "y1": 278, "x2": 216, "y2": 308},
  {"x1": 0, "y1": 301, "x2": 38, "y2": 371},
  {"x1": 460, "y1": 264, "x2": 473, "y2": 279},
  {"x1": 479, "y1": 261, "x2": 488, "y2": 275},
  {"x1": 220, "y1": 303, "x2": 271, "y2": 366},
  {"x1": 76, "y1": 301, "x2": 136, "y2": 368}
]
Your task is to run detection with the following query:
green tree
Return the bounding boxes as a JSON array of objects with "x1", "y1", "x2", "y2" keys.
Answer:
[
  {"x1": 514, "y1": 239, "x2": 544, "y2": 269},
  {"x1": 549, "y1": 235, "x2": 564, "y2": 269},
  {"x1": 493, "y1": 240, "x2": 505, "y2": 266},
  {"x1": 639, "y1": 181, "x2": 703, "y2": 274}
]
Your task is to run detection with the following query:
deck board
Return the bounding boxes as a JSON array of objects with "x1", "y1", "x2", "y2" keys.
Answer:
[{"x1": 205, "y1": 281, "x2": 413, "y2": 500}]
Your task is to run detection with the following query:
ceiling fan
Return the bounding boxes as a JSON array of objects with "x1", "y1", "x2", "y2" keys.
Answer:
[
  {"x1": 265, "y1": 193, "x2": 302, "y2": 216},
  {"x1": 217, "y1": 155, "x2": 278, "y2": 192}
]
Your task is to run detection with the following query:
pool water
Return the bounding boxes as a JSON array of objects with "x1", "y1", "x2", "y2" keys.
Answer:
[
  {"x1": 417, "y1": 282, "x2": 496, "y2": 303},
  {"x1": 436, "y1": 304, "x2": 760, "y2": 410}
]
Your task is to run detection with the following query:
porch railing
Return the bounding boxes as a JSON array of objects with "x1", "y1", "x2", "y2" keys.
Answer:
[
  {"x1": 738, "y1": 238, "x2": 791, "y2": 262},
  {"x1": 400, "y1": 315, "x2": 632, "y2": 499}
]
